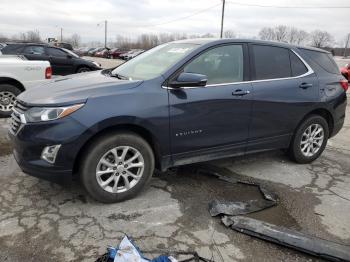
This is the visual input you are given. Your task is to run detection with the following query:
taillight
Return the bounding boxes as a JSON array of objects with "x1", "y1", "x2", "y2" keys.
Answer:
[
  {"x1": 45, "y1": 67, "x2": 52, "y2": 79},
  {"x1": 340, "y1": 79, "x2": 348, "y2": 92}
]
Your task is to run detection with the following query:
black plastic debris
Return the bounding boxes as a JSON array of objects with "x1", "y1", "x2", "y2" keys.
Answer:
[
  {"x1": 200, "y1": 165, "x2": 278, "y2": 217},
  {"x1": 209, "y1": 197, "x2": 276, "y2": 217},
  {"x1": 223, "y1": 216, "x2": 350, "y2": 262}
]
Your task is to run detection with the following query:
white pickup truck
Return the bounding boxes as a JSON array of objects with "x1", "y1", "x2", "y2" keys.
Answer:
[{"x1": 0, "y1": 55, "x2": 51, "y2": 117}]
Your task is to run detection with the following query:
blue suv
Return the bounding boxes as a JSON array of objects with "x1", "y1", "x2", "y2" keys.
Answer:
[{"x1": 9, "y1": 39, "x2": 348, "y2": 203}]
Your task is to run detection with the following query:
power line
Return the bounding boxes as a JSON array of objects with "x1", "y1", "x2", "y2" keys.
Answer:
[
  {"x1": 227, "y1": 1, "x2": 350, "y2": 9},
  {"x1": 141, "y1": 2, "x2": 222, "y2": 28}
]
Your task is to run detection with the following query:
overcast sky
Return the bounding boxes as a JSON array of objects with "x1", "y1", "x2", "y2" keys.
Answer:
[{"x1": 0, "y1": 0, "x2": 348, "y2": 44}]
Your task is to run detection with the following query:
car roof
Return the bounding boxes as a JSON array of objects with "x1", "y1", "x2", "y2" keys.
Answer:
[{"x1": 172, "y1": 38, "x2": 330, "y2": 54}]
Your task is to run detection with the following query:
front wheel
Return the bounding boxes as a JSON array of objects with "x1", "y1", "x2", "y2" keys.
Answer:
[
  {"x1": 289, "y1": 115, "x2": 329, "y2": 163},
  {"x1": 0, "y1": 84, "x2": 21, "y2": 118},
  {"x1": 77, "y1": 67, "x2": 91, "y2": 73},
  {"x1": 80, "y1": 132, "x2": 155, "y2": 203}
]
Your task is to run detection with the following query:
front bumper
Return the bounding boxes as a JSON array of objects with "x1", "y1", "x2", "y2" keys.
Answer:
[{"x1": 8, "y1": 116, "x2": 89, "y2": 183}]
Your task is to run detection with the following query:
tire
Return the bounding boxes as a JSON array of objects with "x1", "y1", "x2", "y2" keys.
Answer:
[
  {"x1": 77, "y1": 67, "x2": 91, "y2": 73},
  {"x1": 289, "y1": 115, "x2": 329, "y2": 163},
  {"x1": 80, "y1": 131, "x2": 155, "y2": 203},
  {"x1": 0, "y1": 84, "x2": 21, "y2": 118}
]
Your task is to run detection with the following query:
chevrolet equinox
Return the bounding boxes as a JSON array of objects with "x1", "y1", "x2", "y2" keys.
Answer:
[{"x1": 9, "y1": 39, "x2": 348, "y2": 203}]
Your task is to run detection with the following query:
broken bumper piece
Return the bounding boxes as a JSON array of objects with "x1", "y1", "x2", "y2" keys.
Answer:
[{"x1": 222, "y1": 216, "x2": 350, "y2": 262}]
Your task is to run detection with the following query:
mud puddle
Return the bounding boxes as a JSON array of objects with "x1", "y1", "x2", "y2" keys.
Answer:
[{"x1": 156, "y1": 165, "x2": 300, "y2": 230}]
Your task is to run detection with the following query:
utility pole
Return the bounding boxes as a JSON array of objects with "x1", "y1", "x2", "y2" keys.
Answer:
[
  {"x1": 104, "y1": 20, "x2": 107, "y2": 48},
  {"x1": 60, "y1": 28, "x2": 63, "y2": 42},
  {"x1": 344, "y1": 33, "x2": 350, "y2": 58},
  {"x1": 220, "y1": 0, "x2": 226, "y2": 38}
]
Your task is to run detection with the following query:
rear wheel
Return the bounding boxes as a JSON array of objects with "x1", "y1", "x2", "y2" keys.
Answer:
[
  {"x1": 80, "y1": 131, "x2": 154, "y2": 203},
  {"x1": 289, "y1": 115, "x2": 329, "y2": 163},
  {"x1": 0, "y1": 84, "x2": 21, "y2": 118},
  {"x1": 77, "y1": 67, "x2": 91, "y2": 73}
]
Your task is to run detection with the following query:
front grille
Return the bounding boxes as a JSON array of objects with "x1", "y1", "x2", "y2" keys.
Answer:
[{"x1": 9, "y1": 100, "x2": 29, "y2": 135}]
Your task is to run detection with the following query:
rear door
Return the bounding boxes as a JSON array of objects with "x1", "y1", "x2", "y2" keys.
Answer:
[
  {"x1": 168, "y1": 44, "x2": 253, "y2": 165},
  {"x1": 46, "y1": 47, "x2": 74, "y2": 75},
  {"x1": 247, "y1": 44, "x2": 318, "y2": 151}
]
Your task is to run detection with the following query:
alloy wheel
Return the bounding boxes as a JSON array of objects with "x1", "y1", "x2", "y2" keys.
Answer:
[
  {"x1": 300, "y1": 123, "x2": 324, "y2": 157},
  {"x1": 96, "y1": 146, "x2": 145, "y2": 193},
  {"x1": 0, "y1": 91, "x2": 16, "y2": 112}
]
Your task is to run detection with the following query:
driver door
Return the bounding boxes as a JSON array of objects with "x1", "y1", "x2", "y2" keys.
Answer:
[
  {"x1": 168, "y1": 44, "x2": 253, "y2": 165},
  {"x1": 46, "y1": 47, "x2": 74, "y2": 75}
]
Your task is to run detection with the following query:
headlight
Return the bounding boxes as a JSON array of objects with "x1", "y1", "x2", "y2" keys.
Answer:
[{"x1": 24, "y1": 103, "x2": 84, "y2": 123}]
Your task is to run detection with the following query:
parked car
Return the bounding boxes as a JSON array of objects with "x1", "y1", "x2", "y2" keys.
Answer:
[
  {"x1": 341, "y1": 63, "x2": 349, "y2": 81},
  {"x1": 119, "y1": 50, "x2": 135, "y2": 60},
  {"x1": 9, "y1": 39, "x2": 347, "y2": 203},
  {"x1": 88, "y1": 47, "x2": 105, "y2": 56},
  {"x1": 108, "y1": 48, "x2": 129, "y2": 59},
  {"x1": 95, "y1": 48, "x2": 110, "y2": 58},
  {"x1": 1, "y1": 43, "x2": 101, "y2": 75},
  {"x1": 55, "y1": 42, "x2": 73, "y2": 51},
  {"x1": 74, "y1": 47, "x2": 94, "y2": 57},
  {"x1": 120, "y1": 49, "x2": 144, "y2": 60},
  {"x1": 0, "y1": 55, "x2": 51, "y2": 117},
  {"x1": 125, "y1": 50, "x2": 144, "y2": 60}
]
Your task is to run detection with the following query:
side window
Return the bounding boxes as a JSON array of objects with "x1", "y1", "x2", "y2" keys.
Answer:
[
  {"x1": 23, "y1": 46, "x2": 45, "y2": 55},
  {"x1": 252, "y1": 45, "x2": 291, "y2": 80},
  {"x1": 290, "y1": 51, "x2": 308, "y2": 76},
  {"x1": 47, "y1": 48, "x2": 67, "y2": 57},
  {"x1": 183, "y1": 45, "x2": 244, "y2": 85}
]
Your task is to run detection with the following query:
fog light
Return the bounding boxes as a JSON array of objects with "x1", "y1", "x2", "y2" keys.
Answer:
[{"x1": 41, "y1": 145, "x2": 61, "y2": 164}]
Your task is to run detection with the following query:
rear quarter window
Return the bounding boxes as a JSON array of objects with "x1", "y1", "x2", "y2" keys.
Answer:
[
  {"x1": 300, "y1": 49, "x2": 339, "y2": 74},
  {"x1": 290, "y1": 51, "x2": 308, "y2": 76},
  {"x1": 1, "y1": 44, "x2": 24, "y2": 54}
]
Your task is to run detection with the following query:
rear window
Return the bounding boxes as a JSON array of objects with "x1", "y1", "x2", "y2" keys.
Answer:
[
  {"x1": 252, "y1": 45, "x2": 291, "y2": 80},
  {"x1": 301, "y1": 49, "x2": 339, "y2": 74}
]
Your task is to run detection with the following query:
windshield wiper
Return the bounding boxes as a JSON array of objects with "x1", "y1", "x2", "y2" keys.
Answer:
[{"x1": 110, "y1": 72, "x2": 128, "y2": 80}]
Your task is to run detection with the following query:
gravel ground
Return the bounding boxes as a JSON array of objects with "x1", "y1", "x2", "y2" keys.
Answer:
[{"x1": 0, "y1": 57, "x2": 349, "y2": 262}]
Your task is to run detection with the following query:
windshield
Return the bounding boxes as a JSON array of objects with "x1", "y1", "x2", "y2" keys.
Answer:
[
  {"x1": 63, "y1": 48, "x2": 79, "y2": 58},
  {"x1": 112, "y1": 43, "x2": 198, "y2": 80}
]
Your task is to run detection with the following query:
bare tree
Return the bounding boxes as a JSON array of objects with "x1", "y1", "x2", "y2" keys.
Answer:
[
  {"x1": 0, "y1": 34, "x2": 8, "y2": 42},
  {"x1": 287, "y1": 27, "x2": 309, "y2": 45},
  {"x1": 68, "y1": 33, "x2": 81, "y2": 47},
  {"x1": 295, "y1": 30, "x2": 309, "y2": 45},
  {"x1": 224, "y1": 30, "x2": 236, "y2": 38},
  {"x1": 200, "y1": 33, "x2": 215, "y2": 38},
  {"x1": 310, "y1": 30, "x2": 334, "y2": 48},
  {"x1": 274, "y1": 25, "x2": 288, "y2": 42},
  {"x1": 259, "y1": 27, "x2": 276, "y2": 41},
  {"x1": 26, "y1": 30, "x2": 41, "y2": 42}
]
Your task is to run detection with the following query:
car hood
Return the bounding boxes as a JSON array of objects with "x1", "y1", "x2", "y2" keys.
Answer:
[{"x1": 18, "y1": 70, "x2": 143, "y2": 106}]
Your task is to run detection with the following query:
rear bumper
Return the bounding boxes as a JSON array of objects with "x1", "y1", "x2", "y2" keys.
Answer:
[{"x1": 329, "y1": 92, "x2": 347, "y2": 138}]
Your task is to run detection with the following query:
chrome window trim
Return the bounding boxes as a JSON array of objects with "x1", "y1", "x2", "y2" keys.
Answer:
[{"x1": 162, "y1": 49, "x2": 314, "y2": 90}]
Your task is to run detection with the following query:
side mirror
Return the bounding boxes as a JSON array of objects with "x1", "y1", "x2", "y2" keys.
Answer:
[
  {"x1": 169, "y1": 72, "x2": 207, "y2": 88},
  {"x1": 67, "y1": 54, "x2": 72, "y2": 59}
]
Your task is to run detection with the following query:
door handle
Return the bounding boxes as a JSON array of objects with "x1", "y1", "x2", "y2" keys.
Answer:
[
  {"x1": 232, "y1": 89, "x2": 250, "y2": 96},
  {"x1": 299, "y1": 83, "x2": 313, "y2": 89}
]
